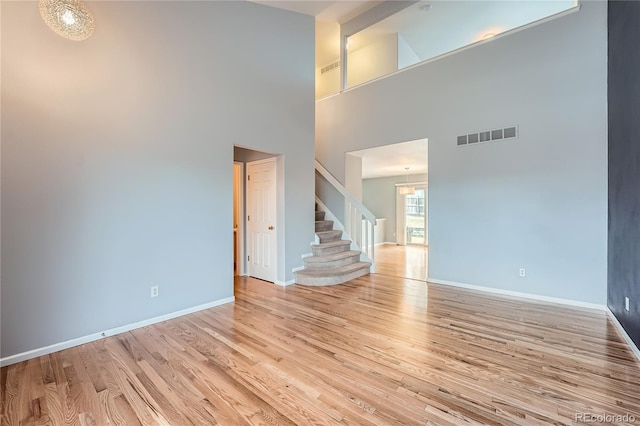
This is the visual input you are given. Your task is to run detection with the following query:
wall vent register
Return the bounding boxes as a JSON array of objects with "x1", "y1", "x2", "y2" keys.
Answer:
[
  {"x1": 457, "y1": 126, "x2": 518, "y2": 146},
  {"x1": 321, "y1": 61, "x2": 340, "y2": 75}
]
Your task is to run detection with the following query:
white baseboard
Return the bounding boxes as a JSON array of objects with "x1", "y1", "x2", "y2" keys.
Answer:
[
  {"x1": 606, "y1": 307, "x2": 640, "y2": 363},
  {"x1": 427, "y1": 278, "x2": 640, "y2": 363},
  {"x1": 0, "y1": 296, "x2": 235, "y2": 367},
  {"x1": 274, "y1": 279, "x2": 295, "y2": 286},
  {"x1": 427, "y1": 278, "x2": 606, "y2": 311}
]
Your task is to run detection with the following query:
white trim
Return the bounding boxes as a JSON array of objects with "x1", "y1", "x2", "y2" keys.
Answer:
[
  {"x1": 290, "y1": 254, "x2": 312, "y2": 278},
  {"x1": 427, "y1": 278, "x2": 605, "y2": 310},
  {"x1": 315, "y1": 162, "x2": 376, "y2": 224},
  {"x1": 233, "y1": 161, "x2": 246, "y2": 277},
  {"x1": 0, "y1": 296, "x2": 235, "y2": 367},
  {"x1": 426, "y1": 278, "x2": 640, "y2": 362},
  {"x1": 274, "y1": 279, "x2": 295, "y2": 287},
  {"x1": 606, "y1": 307, "x2": 640, "y2": 363},
  {"x1": 315, "y1": 198, "x2": 346, "y2": 235}
]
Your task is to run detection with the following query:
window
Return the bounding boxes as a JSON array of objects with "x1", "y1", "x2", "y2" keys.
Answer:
[{"x1": 344, "y1": 1, "x2": 578, "y2": 89}]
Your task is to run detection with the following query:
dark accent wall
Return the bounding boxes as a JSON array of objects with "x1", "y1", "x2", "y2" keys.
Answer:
[{"x1": 608, "y1": 0, "x2": 640, "y2": 348}]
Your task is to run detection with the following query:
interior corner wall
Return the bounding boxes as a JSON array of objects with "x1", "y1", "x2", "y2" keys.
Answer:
[
  {"x1": 607, "y1": 0, "x2": 640, "y2": 348},
  {"x1": 1, "y1": 1, "x2": 314, "y2": 359},
  {"x1": 397, "y1": 34, "x2": 420, "y2": 70},
  {"x1": 316, "y1": 1, "x2": 607, "y2": 304}
]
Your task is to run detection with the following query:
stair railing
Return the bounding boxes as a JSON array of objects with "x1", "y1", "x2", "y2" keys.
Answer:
[{"x1": 315, "y1": 160, "x2": 376, "y2": 265}]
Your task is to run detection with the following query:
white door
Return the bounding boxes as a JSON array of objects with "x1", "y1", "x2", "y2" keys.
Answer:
[{"x1": 246, "y1": 158, "x2": 277, "y2": 282}]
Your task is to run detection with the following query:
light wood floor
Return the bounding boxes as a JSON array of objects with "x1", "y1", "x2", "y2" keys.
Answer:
[
  {"x1": 375, "y1": 244, "x2": 427, "y2": 281},
  {"x1": 2, "y1": 275, "x2": 640, "y2": 425}
]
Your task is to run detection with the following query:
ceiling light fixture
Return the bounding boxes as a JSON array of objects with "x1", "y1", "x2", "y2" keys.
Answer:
[
  {"x1": 399, "y1": 167, "x2": 415, "y2": 195},
  {"x1": 39, "y1": 0, "x2": 95, "y2": 41}
]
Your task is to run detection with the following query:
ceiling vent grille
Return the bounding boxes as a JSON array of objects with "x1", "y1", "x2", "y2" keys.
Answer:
[
  {"x1": 321, "y1": 61, "x2": 340, "y2": 75},
  {"x1": 457, "y1": 126, "x2": 518, "y2": 146}
]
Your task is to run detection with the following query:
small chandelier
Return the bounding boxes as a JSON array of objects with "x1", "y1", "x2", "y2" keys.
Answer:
[
  {"x1": 39, "y1": 0, "x2": 95, "y2": 41},
  {"x1": 399, "y1": 167, "x2": 415, "y2": 195}
]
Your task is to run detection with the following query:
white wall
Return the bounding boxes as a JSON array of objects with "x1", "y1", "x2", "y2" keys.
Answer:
[
  {"x1": 1, "y1": 1, "x2": 315, "y2": 359},
  {"x1": 317, "y1": 2, "x2": 607, "y2": 304},
  {"x1": 397, "y1": 34, "x2": 420, "y2": 70},
  {"x1": 347, "y1": 33, "x2": 398, "y2": 88},
  {"x1": 316, "y1": 66, "x2": 341, "y2": 99},
  {"x1": 344, "y1": 154, "x2": 363, "y2": 202}
]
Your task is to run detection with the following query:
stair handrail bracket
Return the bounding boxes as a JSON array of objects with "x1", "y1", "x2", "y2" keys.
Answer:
[{"x1": 315, "y1": 160, "x2": 376, "y2": 267}]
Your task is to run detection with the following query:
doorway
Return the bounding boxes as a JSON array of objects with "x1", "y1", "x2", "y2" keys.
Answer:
[
  {"x1": 233, "y1": 146, "x2": 282, "y2": 284},
  {"x1": 346, "y1": 138, "x2": 429, "y2": 281}
]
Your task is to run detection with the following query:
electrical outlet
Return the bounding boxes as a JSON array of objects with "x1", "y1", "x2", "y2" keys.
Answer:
[
  {"x1": 625, "y1": 296, "x2": 630, "y2": 311},
  {"x1": 519, "y1": 268, "x2": 526, "y2": 277},
  {"x1": 151, "y1": 286, "x2": 159, "y2": 298}
]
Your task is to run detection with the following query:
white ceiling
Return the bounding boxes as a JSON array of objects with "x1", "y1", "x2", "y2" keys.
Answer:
[
  {"x1": 249, "y1": 1, "x2": 377, "y2": 21},
  {"x1": 348, "y1": 139, "x2": 428, "y2": 179}
]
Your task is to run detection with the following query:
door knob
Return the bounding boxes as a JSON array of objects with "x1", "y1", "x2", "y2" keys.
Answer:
[{"x1": 268, "y1": 226, "x2": 274, "y2": 230}]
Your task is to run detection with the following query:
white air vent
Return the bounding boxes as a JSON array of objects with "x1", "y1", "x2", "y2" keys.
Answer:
[
  {"x1": 457, "y1": 126, "x2": 518, "y2": 146},
  {"x1": 321, "y1": 61, "x2": 340, "y2": 75}
]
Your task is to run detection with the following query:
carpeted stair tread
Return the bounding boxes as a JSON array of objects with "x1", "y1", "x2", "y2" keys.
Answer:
[
  {"x1": 315, "y1": 220, "x2": 334, "y2": 232},
  {"x1": 297, "y1": 205, "x2": 371, "y2": 285},
  {"x1": 312, "y1": 240, "x2": 351, "y2": 249},
  {"x1": 304, "y1": 250, "x2": 361, "y2": 263},
  {"x1": 295, "y1": 262, "x2": 371, "y2": 286},
  {"x1": 297, "y1": 261, "x2": 369, "y2": 276},
  {"x1": 316, "y1": 229, "x2": 343, "y2": 242}
]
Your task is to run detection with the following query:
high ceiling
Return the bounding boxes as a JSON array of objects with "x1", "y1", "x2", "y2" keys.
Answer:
[
  {"x1": 348, "y1": 139, "x2": 428, "y2": 179},
  {"x1": 250, "y1": 1, "x2": 379, "y2": 68},
  {"x1": 251, "y1": 1, "x2": 428, "y2": 180},
  {"x1": 249, "y1": 1, "x2": 378, "y2": 21},
  {"x1": 251, "y1": 1, "x2": 577, "y2": 180}
]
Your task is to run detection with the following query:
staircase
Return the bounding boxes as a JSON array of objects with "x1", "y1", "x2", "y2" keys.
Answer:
[{"x1": 294, "y1": 207, "x2": 371, "y2": 286}]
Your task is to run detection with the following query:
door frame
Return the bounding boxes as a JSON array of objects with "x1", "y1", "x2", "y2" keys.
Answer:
[
  {"x1": 233, "y1": 161, "x2": 246, "y2": 276},
  {"x1": 396, "y1": 182, "x2": 428, "y2": 246}
]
